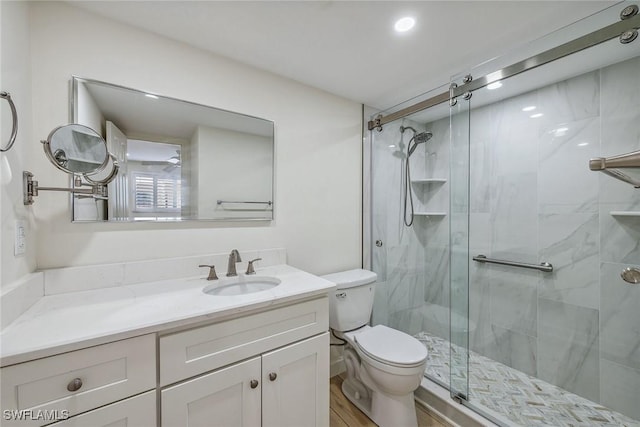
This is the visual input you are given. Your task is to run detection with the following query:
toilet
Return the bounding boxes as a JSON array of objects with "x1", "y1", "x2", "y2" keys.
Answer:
[{"x1": 322, "y1": 269, "x2": 428, "y2": 427}]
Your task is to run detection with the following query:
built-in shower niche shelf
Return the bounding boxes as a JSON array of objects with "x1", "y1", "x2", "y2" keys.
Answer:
[
  {"x1": 411, "y1": 178, "x2": 447, "y2": 185},
  {"x1": 610, "y1": 211, "x2": 640, "y2": 217},
  {"x1": 414, "y1": 212, "x2": 447, "y2": 218}
]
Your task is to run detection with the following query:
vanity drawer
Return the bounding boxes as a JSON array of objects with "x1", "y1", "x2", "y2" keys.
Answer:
[
  {"x1": 159, "y1": 297, "x2": 328, "y2": 386},
  {"x1": 0, "y1": 334, "x2": 156, "y2": 427},
  {"x1": 48, "y1": 390, "x2": 156, "y2": 427}
]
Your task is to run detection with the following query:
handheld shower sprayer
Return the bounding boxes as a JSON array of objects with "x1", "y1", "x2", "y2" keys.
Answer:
[
  {"x1": 399, "y1": 125, "x2": 433, "y2": 226},
  {"x1": 400, "y1": 126, "x2": 433, "y2": 156}
]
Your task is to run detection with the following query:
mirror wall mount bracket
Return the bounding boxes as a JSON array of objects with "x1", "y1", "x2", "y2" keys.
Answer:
[{"x1": 23, "y1": 171, "x2": 108, "y2": 205}]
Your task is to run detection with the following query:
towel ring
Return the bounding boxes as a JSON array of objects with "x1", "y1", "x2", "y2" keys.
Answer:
[{"x1": 1, "y1": 91, "x2": 18, "y2": 152}]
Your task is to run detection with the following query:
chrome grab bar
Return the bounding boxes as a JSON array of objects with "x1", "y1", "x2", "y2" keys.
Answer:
[
  {"x1": 589, "y1": 150, "x2": 640, "y2": 188},
  {"x1": 1, "y1": 91, "x2": 18, "y2": 152},
  {"x1": 473, "y1": 254, "x2": 553, "y2": 273},
  {"x1": 217, "y1": 200, "x2": 272, "y2": 206}
]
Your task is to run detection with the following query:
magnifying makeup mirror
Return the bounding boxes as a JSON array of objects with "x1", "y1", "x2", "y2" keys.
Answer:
[
  {"x1": 43, "y1": 124, "x2": 110, "y2": 175},
  {"x1": 23, "y1": 124, "x2": 119, "y2": 205}
]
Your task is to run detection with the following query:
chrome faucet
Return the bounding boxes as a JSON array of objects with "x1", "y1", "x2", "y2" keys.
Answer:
[{"x1": 226, "y1": 249, "x2": 242, "y2": 277}]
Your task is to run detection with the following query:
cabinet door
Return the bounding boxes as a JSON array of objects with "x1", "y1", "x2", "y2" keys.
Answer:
[
  {"x1": 262, "y1": 333, "x2": 329, "y2": 427},
  {"x1": 161, "y1": 357, "x2": 261, "y2": 427}
]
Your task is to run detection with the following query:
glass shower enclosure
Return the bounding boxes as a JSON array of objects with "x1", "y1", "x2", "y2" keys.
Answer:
[{"x1": 369, "y1": 2, "x2": 640, "y2": 425}]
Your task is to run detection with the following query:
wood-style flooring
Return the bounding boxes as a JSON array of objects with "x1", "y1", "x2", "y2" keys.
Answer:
[{"x1": 329, "y1": 375, "x2": 449, "y2": 427}]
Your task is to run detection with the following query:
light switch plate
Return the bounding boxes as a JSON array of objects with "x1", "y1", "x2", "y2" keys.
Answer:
[{"x1": 14, "y1": 220, "x2": 26, "y2": 256}]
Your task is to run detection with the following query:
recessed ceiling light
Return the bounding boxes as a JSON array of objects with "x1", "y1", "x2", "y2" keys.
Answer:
[
  {"x1": 487, "y1": 81, "x2": 502, "y2": 90},
  {"x1": 530, "y1": 113, "x2": 544, "y2": 118},
  {"x1": 522, "y1": 106, "x2": 536, "y2": 112},
  {"x1": 577, "y1": 142, "x2": 589, "y2": 147},
  {"x1": 145, "y1": 94, "x2": 159, "y2": 99},
  {"x1": 394, "y1": 17, "x2": 415, "y2": 33}
]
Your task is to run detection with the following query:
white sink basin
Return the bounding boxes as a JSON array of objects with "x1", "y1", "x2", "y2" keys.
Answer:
[{"x1": 203, "y1": 276, "x2": 282, "y2": 296}]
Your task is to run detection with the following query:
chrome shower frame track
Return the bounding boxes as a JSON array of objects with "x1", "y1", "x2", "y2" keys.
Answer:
[{"x1": 367, "y1": 13, "x2": 640, "y2": 131}]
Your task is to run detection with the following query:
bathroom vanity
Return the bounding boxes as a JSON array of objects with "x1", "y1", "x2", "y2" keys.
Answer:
[{"x1": 0, "y1": 261, "x2": 333, "y2": 427}]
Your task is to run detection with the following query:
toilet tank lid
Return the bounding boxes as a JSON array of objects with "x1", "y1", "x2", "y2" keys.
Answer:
[{"x1": 321, "y1": 269, "x2": 377, "y2": 289}]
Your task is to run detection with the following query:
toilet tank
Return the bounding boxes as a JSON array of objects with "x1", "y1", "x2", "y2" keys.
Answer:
[{"x1": 321, "y1": 269, "x2": 377, "y2": 332}]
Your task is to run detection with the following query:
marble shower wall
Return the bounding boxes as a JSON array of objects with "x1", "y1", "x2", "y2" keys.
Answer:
[
  {"x1": 370, "y1": 117, "x2": 450, "y2": 338},
  {"x1": 369, "y1": 56, "x2": 639, "y2": 421},
  {"x1": 464, "y1": 56, "x2": 640, "y2": 419}
]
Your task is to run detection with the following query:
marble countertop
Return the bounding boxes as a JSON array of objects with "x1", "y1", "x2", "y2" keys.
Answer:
[{"x1": 0, "y1": 264, "x2": 335, "y2": 367}]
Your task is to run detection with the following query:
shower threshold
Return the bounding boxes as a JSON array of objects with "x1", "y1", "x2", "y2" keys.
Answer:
[{"x1": 415, "y1": 332, "x2": 639, "y2": 427}]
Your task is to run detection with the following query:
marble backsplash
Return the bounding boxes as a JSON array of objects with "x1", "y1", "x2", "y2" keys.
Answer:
[
  {"x1": 42, "y1": 248, "x2": 287, "y2": 295},
  {"x1": 0, "y1": 248, "x2": 287, "y2": 331}
]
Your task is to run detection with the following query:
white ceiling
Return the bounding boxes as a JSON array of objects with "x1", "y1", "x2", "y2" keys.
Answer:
[{"x1": 70, "y1": 1, "x2": 617, "y2": 109}]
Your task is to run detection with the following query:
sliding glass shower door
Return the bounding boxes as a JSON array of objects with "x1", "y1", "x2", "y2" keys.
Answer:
[{"x1": 450, "y1": 3, "x2": 640, "y2": 424}]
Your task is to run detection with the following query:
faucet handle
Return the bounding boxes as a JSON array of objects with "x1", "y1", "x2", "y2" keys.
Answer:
[
  {"x1": 198, "y1": 264, "x2": 218, "y2": 281},
  {"x1": 245, "y1": 258, "x2": 262, "y2": 275},
  {"x1": 231, "y1": 249, "x2": 242, "y2": 262}
]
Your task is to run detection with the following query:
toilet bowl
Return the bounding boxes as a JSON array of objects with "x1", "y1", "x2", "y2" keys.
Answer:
[
  {"x1": 322, "y1": 270, "x2": 428, "y2": 427},
  {"x1": 335, "y1": 325, "x2": 428, "y2": 427}
]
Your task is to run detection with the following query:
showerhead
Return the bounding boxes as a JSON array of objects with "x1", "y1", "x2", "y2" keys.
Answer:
[
  {"x1": 400, "y1": 125, "x2": 433, "y2": 144},
  {"x1": 407, "y1": 130, "x2": 433, "y2": 156},
  {"x1": 413, "y1": 131, "x2": 433, "y2": 144}
]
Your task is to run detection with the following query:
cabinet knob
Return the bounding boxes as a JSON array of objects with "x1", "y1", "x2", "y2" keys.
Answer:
[
  {"x1": 67, "y1": 378, "x2": 83, "y2": 392},
  {"x1": 268, "y1": 372, "x2": 277, "y2": 381},
  {"x1": 250, "y1": 379, "x2": 259, "y2": 389}
]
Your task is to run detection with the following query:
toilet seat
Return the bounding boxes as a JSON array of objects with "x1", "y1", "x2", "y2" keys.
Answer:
[{"x1": 354, "y1": 325, "x2": 428, "y2": 368}]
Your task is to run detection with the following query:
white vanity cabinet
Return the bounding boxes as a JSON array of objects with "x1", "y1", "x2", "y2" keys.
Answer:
[
  {"x1": 1, "y1": 292, "x2": 331, "y2": 427},
  {"x1": 159, "y1": 297, "x2": 330, "y2": 427}
]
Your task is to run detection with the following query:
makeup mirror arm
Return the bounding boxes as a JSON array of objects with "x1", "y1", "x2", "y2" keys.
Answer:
[{"x1": 23, "y1": 172, "x2": 108, "y2": 205}]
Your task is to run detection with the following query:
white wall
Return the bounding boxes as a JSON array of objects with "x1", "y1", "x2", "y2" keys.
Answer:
[
  {"x1": 22, "y1": 1, "x2": 362, "y2": 276},
  {"x1": 1, "y1": 1, "x2": 36, "y2": 288}
]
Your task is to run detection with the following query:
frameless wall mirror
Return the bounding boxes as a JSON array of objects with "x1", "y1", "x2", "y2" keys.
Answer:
[{"x1": 71, "y1": 76, "x2": 275, "y2": 222}]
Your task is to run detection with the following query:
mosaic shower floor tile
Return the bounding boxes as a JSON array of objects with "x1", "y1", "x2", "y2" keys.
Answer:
[{"x1": 415, "y1": 332, "x2": 640, "y2": 427}]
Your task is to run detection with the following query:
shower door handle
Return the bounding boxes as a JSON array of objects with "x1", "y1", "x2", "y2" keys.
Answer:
[{"x1": 375, "y1": 240, "x2": 383, "y2": 247}]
